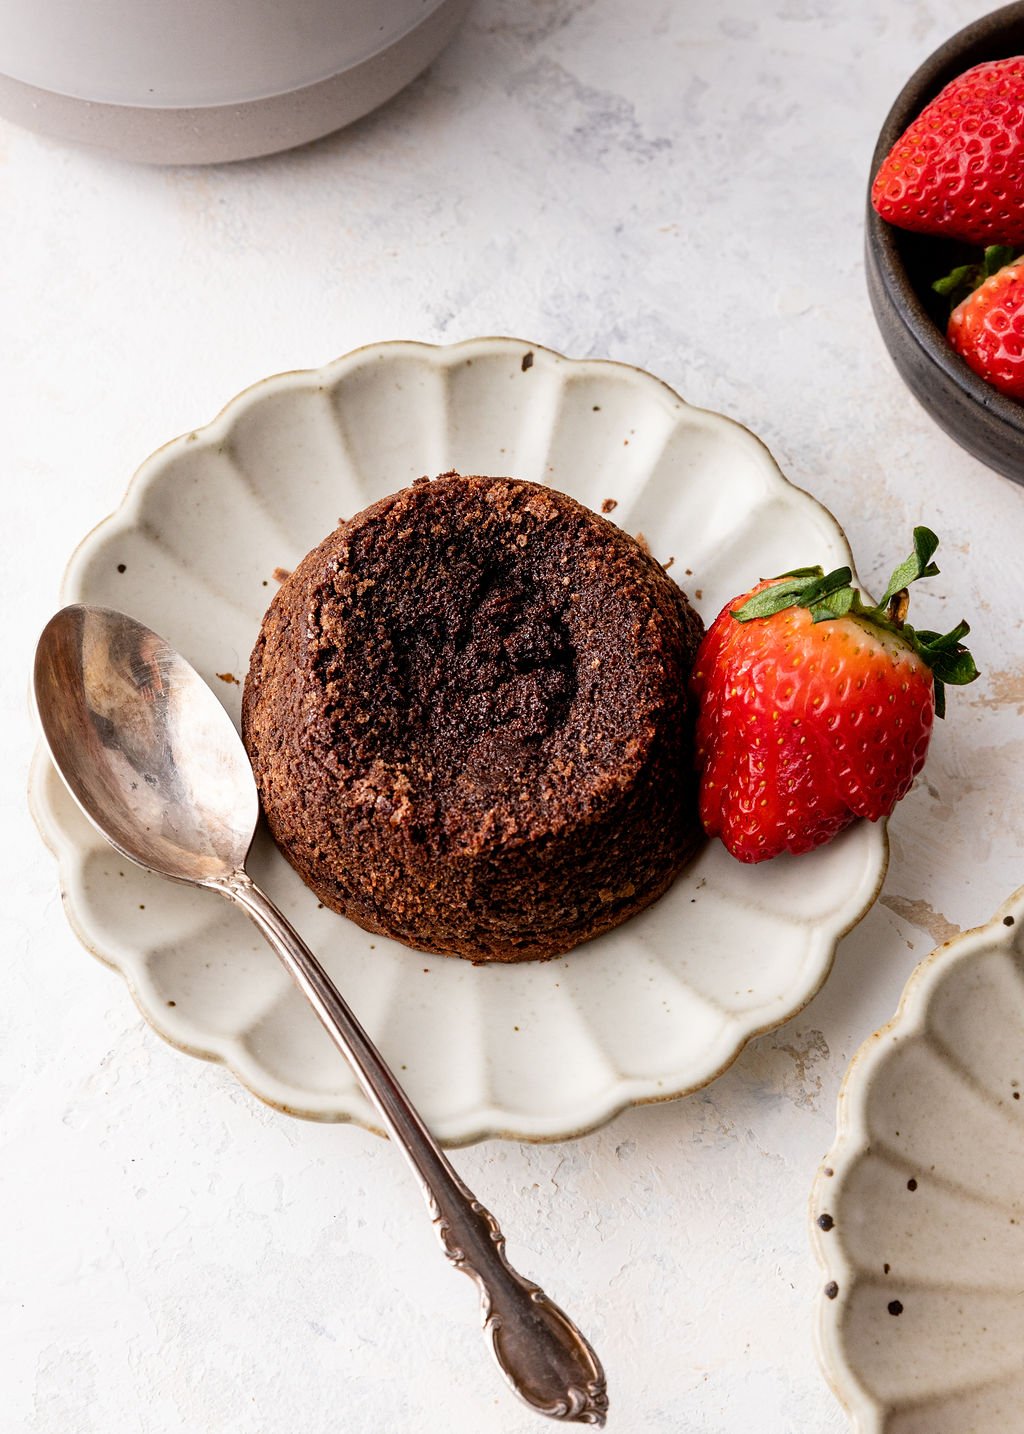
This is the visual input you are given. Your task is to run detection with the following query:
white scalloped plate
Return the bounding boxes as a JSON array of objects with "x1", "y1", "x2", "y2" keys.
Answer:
[
  {"x1": 812, "y1": 887, "x2": 1024, "y2": 1431},
  {"x1": 31, "y1": 337, "x2": 887, "y2": 1145}
]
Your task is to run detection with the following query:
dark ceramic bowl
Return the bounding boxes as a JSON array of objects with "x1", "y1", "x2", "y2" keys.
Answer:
[{"x1": 866, "y1": 2, "x2": 1024, "y2": 486}]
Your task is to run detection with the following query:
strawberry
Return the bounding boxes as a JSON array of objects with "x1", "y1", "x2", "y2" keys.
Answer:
[
  {"x1": 871, "y1": 57, "x2": 1024, "y2": 245},
  {"x1": 933, "y1": 245, "x2": 1024, "y2": 400},
  {"x1": 691, "y1": 530, "x2": 978, "y2": 863}
]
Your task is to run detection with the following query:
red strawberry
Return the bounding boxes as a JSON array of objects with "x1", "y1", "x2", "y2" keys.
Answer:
[
  {"x1": 691, "y1": 530, "x2": 978, "y2": 863},
  {"x1": 871, "y1": 57, "x2": 1024, "y2": 245},
  {"x1": 934, "y1": 245, "x2": 1024, "y2": 399}
]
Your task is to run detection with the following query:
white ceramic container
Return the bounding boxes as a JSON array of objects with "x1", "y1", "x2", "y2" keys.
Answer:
[
  {"x1": 0, "y1": 0, "x2": 471, "y2": 163},
  {"x1": 813, "y1": 887, "x2": 1024, "y2": 1431}
]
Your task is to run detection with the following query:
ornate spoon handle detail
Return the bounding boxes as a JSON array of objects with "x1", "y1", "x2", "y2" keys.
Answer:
[
  {"x1": 222, "y1": 871, "x2": 607, "y2": 1426},
  {"x1": 431, "y1": 1193, "x2": 607, "y2": 1424}
]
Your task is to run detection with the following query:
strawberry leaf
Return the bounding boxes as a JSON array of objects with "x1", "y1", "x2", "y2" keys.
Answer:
[
  {"x1": 929, "y1": 647, "x2": 980, "y2": 685},
  {"x1": 730, "y1": 589, "x2": 800, "y2": 621},
  {"x1": 932, "y1": 247, "x2": 1019, "y2": 314},
  {"x1": 983, "y1": 244, "x2": 1017, "y2": 276},
  {"x1": 932, "y1": 261, "x2": 984, "y2": 302},
  {"x1": 797, "y1": 566, "x2": 853, "y2": 605},
  {"x1": 911, "y1": 619, "x2": 979, "y2": 721},
  {"x1": 731, "y1": 570, "x2": 823, "y2": 621},
  {"x1": 731, "y1": 565, "x2": 859, "y2": 623},
  {"x1": 808, "y1": 586, "x2": 855, "y2": 623},
  {"x1": 915, "y1": 622, "x2": 979, "y2": 684},
  {"x1": 915, "y1": 619, "x2": 972, "y2": 653},
  {"x1": 877, "y1": 527, "x2": 940, "y2": 609}
]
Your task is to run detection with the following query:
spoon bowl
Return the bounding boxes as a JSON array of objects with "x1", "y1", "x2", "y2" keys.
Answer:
[{"x1": 34, "y1": 605, "x2": 257, "y2": 883}]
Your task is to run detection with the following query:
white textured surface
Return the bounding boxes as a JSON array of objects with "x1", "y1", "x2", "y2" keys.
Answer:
[{"x1": 2, "y1": 2, "x2": 1023, "y2": 1430}]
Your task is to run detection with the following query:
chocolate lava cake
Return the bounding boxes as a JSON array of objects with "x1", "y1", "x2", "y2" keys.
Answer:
[{"x1": 242, "y1": 473, "x2": 704, "y2": 962}]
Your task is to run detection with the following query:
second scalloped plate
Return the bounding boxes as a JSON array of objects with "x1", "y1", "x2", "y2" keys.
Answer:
[
  {"x1": 31, "y1": 338, "x2": 887, "y2": 1145},
  {"x1": 813, "y1": 887, "x2": 1024, "y2": 1431}
]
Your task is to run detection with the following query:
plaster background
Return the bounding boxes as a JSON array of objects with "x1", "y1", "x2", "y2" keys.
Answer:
[{"x1": 2, "y1": 3, "x2": 1022, "y2": 1430}]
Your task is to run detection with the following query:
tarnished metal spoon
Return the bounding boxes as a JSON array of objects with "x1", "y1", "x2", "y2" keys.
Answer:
[{"x1": 34, "y1": 603, "x2": 608, "y2": 1427}]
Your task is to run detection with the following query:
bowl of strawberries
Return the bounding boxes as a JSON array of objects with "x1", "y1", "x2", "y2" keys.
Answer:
[{"x1": 866, "y1": 2, "x2": 1024, "y2": 485}]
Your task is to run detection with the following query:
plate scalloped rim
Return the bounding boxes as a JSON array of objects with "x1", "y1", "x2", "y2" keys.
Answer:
[
  {"x1": 31, "y1": 336, "x2": 889, "y2": 1146},
  {"x1": 811, "y1": 884, "x2": 1024, "y2": 1430}
]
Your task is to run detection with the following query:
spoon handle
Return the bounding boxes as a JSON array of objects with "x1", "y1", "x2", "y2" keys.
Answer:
[{"x1": 219, "y1": 869, "x2": 607, "y2": 1427}]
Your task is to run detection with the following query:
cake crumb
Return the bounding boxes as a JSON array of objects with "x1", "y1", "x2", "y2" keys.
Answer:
[
  {"x1": 216, "y1": 672, "x2": 239, "y2": 685},
  {"x1": 601, "y1": 498, "x2": 618, "y2": 514},
  {"x1": 272, "y1": 566, "x2": 292, "y2": 584}
]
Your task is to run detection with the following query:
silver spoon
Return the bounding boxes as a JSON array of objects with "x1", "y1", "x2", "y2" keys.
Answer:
[{"x1": 34, "y1": 603, "x2": 608, "y2": 1427}]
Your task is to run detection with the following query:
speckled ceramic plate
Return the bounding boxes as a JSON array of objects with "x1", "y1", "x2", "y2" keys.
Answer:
[
  {"x1": 31, "y1": 337, "x2": 887, "y2": 1145},
  {"x1": 812, "y1": 887, "x2": 1024, "y2": 1431}
]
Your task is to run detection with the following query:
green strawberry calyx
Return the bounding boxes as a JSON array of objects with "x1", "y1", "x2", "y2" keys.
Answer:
[
  {"x1": 730, "y1": 527, "x2": 979, "y2": 719},
  {"x1": 932, "y1": 245, "x2": 1020, "y2": 313}
]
